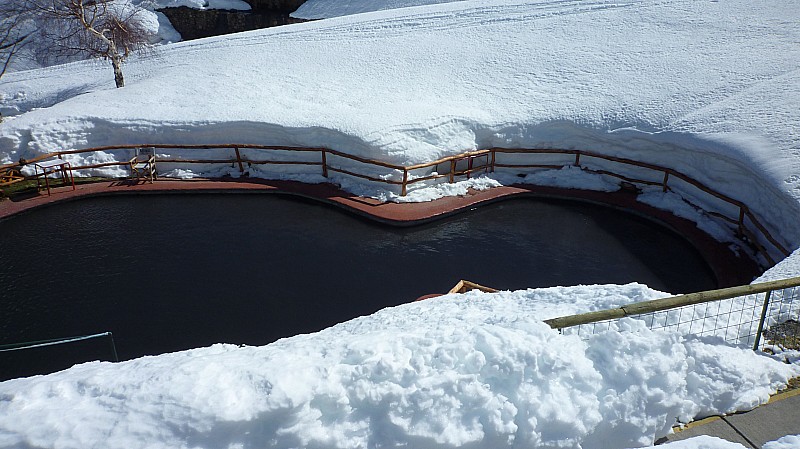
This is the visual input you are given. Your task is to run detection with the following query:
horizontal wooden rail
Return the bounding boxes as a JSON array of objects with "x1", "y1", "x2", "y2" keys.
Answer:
[
  {"x1": 405, "y1": 149, "x2": 492, "y2": 171},
  {"x1": 326, "y1": 148, "x2": 406, "y2": 171},
  {"x1": 3, "y1": 144, "x2": 790, "y2": 262},
  {"x1": 327, "y1": 166, "x2": 405, "y2": 186},
  {"x1": 544, "y1": 276, "x2": 800, "y2": 330}
]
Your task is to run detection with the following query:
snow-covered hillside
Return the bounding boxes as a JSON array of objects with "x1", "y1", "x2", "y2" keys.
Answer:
[
  {"x1": 2, "y1": 1, "x2": 800, "y2": 447},
  {"x1": 1, "y1": 0, "x2": 799, "y2": 254},
  {"x1": 291, "y1": 0, "x2": 466, "y2": 19}
]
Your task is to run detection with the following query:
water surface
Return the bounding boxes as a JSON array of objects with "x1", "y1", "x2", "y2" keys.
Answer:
[{"x1": 0, "y1": 194, "x2": 716, "y2": 380}]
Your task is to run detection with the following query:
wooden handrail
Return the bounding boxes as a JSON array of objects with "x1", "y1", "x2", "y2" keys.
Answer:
[
  {"x1": 544, "y1": 276, "x2": 800, "y2": 330},
  {"x1": 3, "y1": 144, "x2": 790, "y2": 261},
  {"x1": 404, "y1": 149, "x2": 492, "y2": 171}
]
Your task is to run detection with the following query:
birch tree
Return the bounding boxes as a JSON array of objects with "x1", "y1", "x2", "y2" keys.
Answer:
[{"x1": 13, "y1": 0, "x2": 155, "y2": 87}]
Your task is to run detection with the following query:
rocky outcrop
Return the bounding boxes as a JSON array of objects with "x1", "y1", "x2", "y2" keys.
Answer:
[
  {"x1": 246, "y1": 0, "x2": 306, "y2": 11},
  {"x1": 158, "y1": 0, "x2": 309, "y2": 41}
]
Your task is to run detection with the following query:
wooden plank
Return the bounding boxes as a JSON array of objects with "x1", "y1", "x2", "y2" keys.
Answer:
[
  {"x1": 245, "y1": 160, "x2": 322, "y2": 166},
  {"x1": 744, "y1": 208, "x2": 790, "y2": 256},
  {"x1": 326, "y1": 166, "x2": 404, "y2": 185},
  {"x1": 545, "y1": 277, "x2": 800, "y2": 330},
  {"x1": 405, "y1": 173, "x2": 449, "y2": 186},
  {"x1": 545, "y1": 309, "x2": 626, "y2": 329},
  {"x1": 447, "y1": 280, "x2": 499, "y2": 294},
  {"x1": 584, "y1": 168, "x2": 664, "y2": 187},
  {"x1": 493, "y1": 163, "x2": 565, "y2": 170},
  {"x1": 460, "y1": 280, "x2": 499, "y2": 293},
  {"x1": 448, "y1": 280, "x2": 466, "y2": 294},
  {"x1": 234, "y1": 147, "x2": 244, "y2": 173},
  {"x1": 325, "y1": 149, "x2": 406, "y2": 170},
  {"x1": 405, "y1": 149, "x2": 492, "y2": 171}
]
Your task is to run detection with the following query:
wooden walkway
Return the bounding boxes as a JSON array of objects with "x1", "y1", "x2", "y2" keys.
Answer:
[{"x1": 0, "y1": 177, "x2": 761, "y2": 287}]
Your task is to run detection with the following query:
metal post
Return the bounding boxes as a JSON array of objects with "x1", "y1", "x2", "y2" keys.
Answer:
[
  {"x1": 753, "y1": 290, "x2": 772, "y2": 351},
  {"x1": 107, "y1": 332, "x2": 119, "y2": 362}
]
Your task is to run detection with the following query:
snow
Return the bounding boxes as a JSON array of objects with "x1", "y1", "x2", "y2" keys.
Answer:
[
  {"x1": 2, "y1": 0, "x2": 800, "y2": 447},
  {"x1": 654, "y1": 436, "x2": 748, "y2": 449},
  {"x1": 636, "y1": 189, "x2": 736, "y2": 244},
  {"x1": 292, "y1": 0, "x2": 466, "y2": 20},
  {"x1": 762, "y1": 435, "x2": 800, "y2": 449},
  {"x1": 1, "y1": 0, "x2": 799, "y2": 263},
  {"x1": 0, "y1": 289, "x2": 798, "y2": 449}
]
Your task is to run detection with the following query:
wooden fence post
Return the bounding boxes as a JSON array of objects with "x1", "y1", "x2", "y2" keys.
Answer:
[
  {"x1": 321, "y1": 150, "x2": 328, "y2": 178},
  {"x1": 662, "y1": 172, "x2": 670, "y2": 192},
  {"x1": 449, "y1": 159, "x2": 456, "y2": 183},
  {"x1": 401, "y1": 169, "x2": 408, "y2": 196},
  {"x1": 234, "y1": 147, "x2": 244, "y2": 173}
]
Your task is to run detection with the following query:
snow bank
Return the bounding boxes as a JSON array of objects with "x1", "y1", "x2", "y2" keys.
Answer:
[
  {"x1": 654, "y1": 436, "x2": 747, "y2": 449},
  {"x1": 1, "y1": 0, "x2": 798, "y2": 261},
  {"x1": 763, "y1": 435, "x2": 800, "y2": 449},
  {"x1": 0, "y1": 288, "x2": 797, "y2": 449}
]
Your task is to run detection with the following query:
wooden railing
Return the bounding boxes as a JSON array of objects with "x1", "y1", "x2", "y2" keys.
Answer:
[
  {"x1": 1, "y1": 144, "x2": 790, "y2": 263},
  {"x1": 543, "y1": 276, "x2": 800, "y2": 351}
]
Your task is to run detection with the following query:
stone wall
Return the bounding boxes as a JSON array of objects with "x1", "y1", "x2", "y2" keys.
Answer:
[
  {"x1": 158, "y1": 0, "x2": 308, "y2": 41},
  {"x1": 246, "y1": 0, "x2": 306, "y2": 12}
]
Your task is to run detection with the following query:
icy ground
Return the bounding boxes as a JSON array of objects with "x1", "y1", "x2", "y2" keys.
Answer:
[{"x1": 2, "y1": 0, "x2": 800, "y2": 447}]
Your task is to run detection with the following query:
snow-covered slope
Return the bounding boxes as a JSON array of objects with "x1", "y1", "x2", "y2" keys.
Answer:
[
  {"x1": 2, "y1": 4, "x2": 800, "y2": 446},
  {"x1": 1, "y1": 0, "x2": 799, "y2": 254},
  {"x1": 291, "y1": 0, "x2": 466, "y2": 19}
]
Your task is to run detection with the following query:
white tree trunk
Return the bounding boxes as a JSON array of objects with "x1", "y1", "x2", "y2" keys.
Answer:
[{"x1": 111, "y1": 54, "x2": 124, "y2": 88}]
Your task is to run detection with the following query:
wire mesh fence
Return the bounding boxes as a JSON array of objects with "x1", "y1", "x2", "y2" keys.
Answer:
[{"x1": 549, "y1": 280, "x2": 800, "y2": 352}]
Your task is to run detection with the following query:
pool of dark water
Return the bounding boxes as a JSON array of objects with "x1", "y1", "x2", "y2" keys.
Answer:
[{"x1": 0, "y1": 194, "x2": 716, "y2": 380}]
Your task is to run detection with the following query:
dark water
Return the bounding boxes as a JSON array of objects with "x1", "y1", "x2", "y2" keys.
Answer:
[{"x1": 0, "y1": 194, "x2": 716, "y2": 380}]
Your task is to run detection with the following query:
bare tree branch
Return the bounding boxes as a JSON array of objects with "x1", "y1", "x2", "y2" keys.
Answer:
[
  {"x1": 2, "y1": 0, "x2": 155, "y2": 86},
  {"x1": 0, "y1": 0, "x2": 33, "y2": 79}
]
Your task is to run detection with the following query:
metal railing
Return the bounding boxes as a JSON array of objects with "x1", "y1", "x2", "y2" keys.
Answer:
[
  {"x1": 0, "y1": 331, "x2": 119, "y2": 361},
  {"x1": 1, "y1": 144, "x2": 789, "y2": 263},
  {"x1": 544, "y1": 277, "x2": 800, "y2": 352}
]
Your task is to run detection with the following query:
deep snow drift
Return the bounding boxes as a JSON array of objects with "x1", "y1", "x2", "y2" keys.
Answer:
[
  {"x1": 1, "y1": 0, "x2": 799, "y2": 259},
  {"x1": 2, "y1": 1, "x2": 800, "y2": 448},
  {"x1": 1, "y1": 287, "x2": 798, "y2": 449}
]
